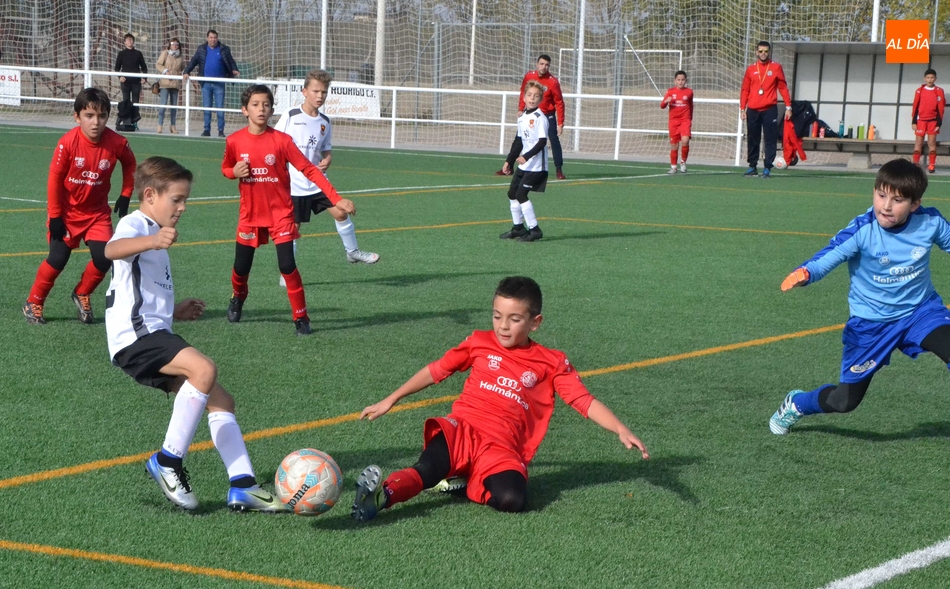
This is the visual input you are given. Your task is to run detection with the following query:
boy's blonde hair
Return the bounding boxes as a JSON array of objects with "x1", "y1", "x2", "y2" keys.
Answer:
[
  {"x1": 524, "y1": 80, "x2": 547, "y2": 96},
  {"x1": 134, "y1": 157, "x2": 193, "y2": 201},
  {"x1": 304, "y1": 68, "x2": 333, "y2": 88}
]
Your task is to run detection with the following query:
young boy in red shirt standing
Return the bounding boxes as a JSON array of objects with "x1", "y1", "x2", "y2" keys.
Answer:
[
  {"x1": 661, "y1": 70, "x2": 694, "y2": 174},
  {"x1": 222, "y1": 84, "x2": 356, "y2": 336},
  {"x1": 351, "y1": 276, "x2": 649, "y2": 521},
  {"x1": 23, "y1": 87, "x2": 137, "y2": 325},
  {"x1": 912, "y1": 68, "x2": 946, "y2": 173}
]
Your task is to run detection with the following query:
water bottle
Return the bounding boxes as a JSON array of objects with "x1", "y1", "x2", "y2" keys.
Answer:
[{"x1": 838, "y1": 120, "x2": 845, "y2": 136}]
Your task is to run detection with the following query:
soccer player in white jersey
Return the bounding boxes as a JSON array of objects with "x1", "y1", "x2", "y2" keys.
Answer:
[
  {"x1": 104, "y1": 156, "x2": 285, "y2": 513},
  {"x1": 274, "y1": 68, "x2": 379, "y2": 284},
  {"x1": 499, "y1": 80, "x2": 549, "y2": 242}
]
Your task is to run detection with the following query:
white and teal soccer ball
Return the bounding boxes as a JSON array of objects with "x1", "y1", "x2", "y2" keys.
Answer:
[
  {"x1": 774, "y1": 156, "x2": 788, "y2": 169},
  {"x1": 274, "y1": 449, "x2": 343, "y2": 516}
]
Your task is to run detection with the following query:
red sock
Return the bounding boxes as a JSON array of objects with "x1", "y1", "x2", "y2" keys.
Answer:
[
  {"x1": 74, "y1": 260, "x2": 107, "y2": 295},
  {"x1": 28, "y1": 261, "x2": 62, "y2": 304},
  {"x1": 930, "y1": 152, "x2": 937, "y2": 167},
  {"x1": 913, "y1": 151, "x2": 921, "y2": 164},
  {"x1": 669, "y1": 149, "x2": 678, "y2": 166},
  {"x1": 381, "y1": 468, "x2": 424, "y2": 508},
  {"x1": 231, "y1": 268, "x2": 248, "y2": 299},
  {"x1": 681, "y1": 146, "x2": 690, "y2": 163},
  {"x1": 281, "y1": 269, "x2": 308, "y2": 320}
]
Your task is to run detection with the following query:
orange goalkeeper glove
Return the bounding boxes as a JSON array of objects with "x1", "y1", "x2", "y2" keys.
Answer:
[{"x1": 781, "y1": 267, "x2": 810, "y2": 291}]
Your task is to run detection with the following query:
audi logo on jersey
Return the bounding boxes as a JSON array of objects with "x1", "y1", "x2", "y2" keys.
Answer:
[
  {"x1": 81, "y1": 171, "x2": 100, "y2": 179},
  {"x1": 496, "y1": 376, "x2": 522, "y2": 391},
  {"x1": 251, "y1": 167, "x2": 269, "y2": 175}
]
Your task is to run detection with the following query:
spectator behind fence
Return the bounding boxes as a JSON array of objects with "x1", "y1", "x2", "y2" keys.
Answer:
[
  {"x1": 183, "y1": 29, "x2": 240, "y2": 138},
  {"x1": 115, "y1": 33, "x2": 148, "y2": 113},
  {"x1": 156, "y1": 38, "x2": 184, "y2": 134}
]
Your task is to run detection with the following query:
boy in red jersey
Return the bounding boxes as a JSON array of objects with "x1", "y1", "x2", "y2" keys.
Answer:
[
  {"x1": 351, "y1": 276, "x2": 649, "y2": 521},
  {"x1": 222, "y1": 84, "x2": 355, "y2": 336},
  {"x1": 912, "y1": 68, "x2": 946, "y2": 173},
  {"x1": 23, "y1": 87, "x2": 137, "y2": 325},
  {"x1": 661, "y1": 70, "x2": 694, "y2": 174}
]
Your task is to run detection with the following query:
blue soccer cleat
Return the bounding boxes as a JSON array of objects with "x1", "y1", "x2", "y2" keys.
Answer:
[
  {"x1": 351, "y1": 465, "x2": 387, "y2": 522},
  {"x1": 762, "y1": 168, "x2": 772, "y2": 179},
  {"x1": 770, "y1": 390, "x2": 805, "y2": 435},
  {"x1": 227, "y1": 485, "x2": 289, "y2": 513},
  {"x1": 743, "y1": 167, "x2": 758, "y2": 177},
  {"x1": 146, "y1": 453, "x2": 198, "y2": 510}
]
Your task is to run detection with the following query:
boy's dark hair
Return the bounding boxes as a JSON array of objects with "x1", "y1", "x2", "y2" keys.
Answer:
[
  {"x1": 495, "y1": 276, "x2": 543, "y2": 317},
  {"x1": 74, "y1": 87, "x2": 112, "y2": 116},
  {"x1": 674, "y1": 70, "x2": 687, "y2": 79},
  {"x1": 538, "y1": 54, "x2": 552, "y2": 63},
  {"x1": 875, "y1": 158, "x2": 928, "y2": 202},
  {"x1": 124, "y1": 33, "x2": 134, "y2": 41},
  {"x1": 207, "y1": 29, "x2": 219, "y2": 37},
  {"x1": 241, "y1": 84, "x2": 274, "y2": 108},
  {"x1": 134, "y1": 156, "x2": 193, "y2": 201},
  {"x1": 925, "y1": 68, "x2": 937, "y2": 77},
  {"x1": 757, "y1": 41, "x2": 771, "y2": 50}
]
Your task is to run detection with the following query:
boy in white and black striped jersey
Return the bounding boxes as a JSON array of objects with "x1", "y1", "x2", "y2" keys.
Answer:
[{"x1": 499, "y1": 80, "x2": 549, "y2": 242}]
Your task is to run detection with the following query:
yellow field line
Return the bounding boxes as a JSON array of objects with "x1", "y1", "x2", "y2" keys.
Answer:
[{"x1": 0, "y1": 539, "x2": 349, "y2": 589}]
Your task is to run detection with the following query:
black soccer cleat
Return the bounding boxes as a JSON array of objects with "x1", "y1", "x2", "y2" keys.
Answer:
[
  {"x1": 294, "y1": 317, "x2": 312, "y2": 336},
  {"x1": 499, "y1": 224, "x2": 528, "y2": 240},
  {"x1": 22, "y1": 301, "x2": 46, "y2": 325},
  {"x1": 227, "y1": 295, "x2": 244, "y2": 323},
  {"x1": 71, "y1": 291, "x2": 94, "y2": 324},
  {"x1": 518, "y1": 226, "x2": 543, "y2": 242}
]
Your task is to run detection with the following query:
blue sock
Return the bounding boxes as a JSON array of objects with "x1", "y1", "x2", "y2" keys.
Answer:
[{"x1": 792, "y1": 386, "x2": 831, "y2": 415}]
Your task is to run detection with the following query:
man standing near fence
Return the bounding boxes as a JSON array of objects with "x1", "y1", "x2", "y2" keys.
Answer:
[
  {"x1": 115, "y1": 34, "x2": 148, "y2": 113},
  {"x1": 497, "y1": 54, "x2": 567, "y2": 180},
  {"x1": 183, "y1": 30, "x2": 240, "y2": 137},
  {"x1": 739, "y1": 41, "x2": 791, "y2": 179}
]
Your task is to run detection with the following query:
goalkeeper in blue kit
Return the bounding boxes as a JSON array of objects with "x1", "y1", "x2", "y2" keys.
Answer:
[{"x1": 771, "y1": 158, "x2": 950, "y2": 434}]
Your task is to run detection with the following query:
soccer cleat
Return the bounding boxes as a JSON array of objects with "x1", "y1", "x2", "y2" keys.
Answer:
[
  {"x1": 71, "y1": 291, "x2": 94, "y2": 324},
  {"x1": 227, "y1": 485, "x2": 289, "y2": 513},
  {"x1": 519, "y1": 226, "x2": 543, "y2": 242},
  {"x1": 494, "y1": 169, "x2": 513, "y2": 176},
  {"x1": 556, "y1": 169, "x2": 567, "y2": 180},
  {"x1": 929, "y1": 165, "x2": 936, "y2": 174},
  {"x1": 679, "y1": 162, "x2": 687, "y2": 173},
  {"x1": 227, "y1": 295, "x2": 244, "y2": 323},
  {"x1": 769, "y1": 390, "x2": 805, "y2": 435},
  {"x1": 200, "y1": 130, "x2": 211, "y2": 137},
  {"x1": 499, "y1": 224, "x2": 528, "y2": 240},
  {"x1": 762, "y1": 168, "x2": 771, "y2": 179},
  {"x1": 145, "y1": 453, "x2": 198, "y2": 510},
  {"x1": 666, "y1": 166, "x2": 677, "y2": 175},
  {"x1": 432, "y1": 477, "x2": 468, "y2": 494},
  {"x1": 346, "y1": 249, "x2": 380, "y2": 264},
  {"x1": 22, "y1": 301, "x2": 46, "y2": 325},
  {"x1": 743, "y1": 167, "x2": 758, "y2": 177},
  {"x1": 294, "y1": 317, "x2": 312, "y2": 336},
  {"x1": 352, "y1": 465, "x2": 387, "y2": 522}
]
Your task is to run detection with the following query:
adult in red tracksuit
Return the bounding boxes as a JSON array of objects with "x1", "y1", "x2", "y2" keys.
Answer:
[
  {"x1": 911, "y1": 68, "x2": 946, "y2": 172},
  {"x1": 497, "y1": 54, "x2": 567, "y2": 180},
  {"x1": 739, "y1": 41, "x2": 792, "y2": 177}
]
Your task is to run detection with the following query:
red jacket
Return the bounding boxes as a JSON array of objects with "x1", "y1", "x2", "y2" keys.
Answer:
[
  {"x1": 519, "y1": 71, "x2": 566, "y2": 125},
  {"x1": 740, "y1": 60, "x2": 791, "y2": 111},
  {"x1": 782, "y1": 118, "x2": 806, "y2": 165}
]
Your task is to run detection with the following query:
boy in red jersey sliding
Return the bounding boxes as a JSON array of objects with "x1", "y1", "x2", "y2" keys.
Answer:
[
  {"x1": 351, "y1": 276, "x2": 649, "y2": 521},
  {"x1": 661, "y1": 70, "x2": 694, "y2": 175},
  {"x1": 23, "y1": 87, "x2": 137, "y2": 325},
  {"x1": 912, "y1": 68, "x2": 946, "y2": 173},
  {"x1": 222, "y1": 84, "x2": 355, "y2": 336}
]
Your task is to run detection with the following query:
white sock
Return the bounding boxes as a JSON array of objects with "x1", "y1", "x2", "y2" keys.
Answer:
[
  {"x1": 335, "y1": 218, "x2": 359, "y2": 252},
  {"x1": 207, "y1": 411, "x2": 255, "y2": 481},
  {"x1": 510, "y1": 200, "x2": 524, "y2": 225},
  {"x1": 162, "y1": 381, "x2": 208, "y2": 459},
  {"x1": 520, "y1": 200, "x2": 537, "y2": 229}
]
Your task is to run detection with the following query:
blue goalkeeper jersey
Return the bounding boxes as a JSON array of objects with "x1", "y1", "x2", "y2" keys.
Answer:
[{"x1": 801, "y1": 206, "x2": 950, "y2": 321}]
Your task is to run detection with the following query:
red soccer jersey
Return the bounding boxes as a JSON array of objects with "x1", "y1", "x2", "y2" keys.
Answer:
[
  {"x1": 427, "y1": 330, "x2": 595, "y2": 464},
  {"x1": 912, "y1": 85, "x2": 946, "y2": 124},
  {"x1": 739, "y1": 60, "x2": 791, "y2": 111},
  {"x1": 518, "y1": 71, "x2": 566, "y2": 126},
  {"x1": 47, "y1": 127, "x2": 135, "y2": 220},
  {"x1": 662, "y1": 87, "x2": 694, "y2": 122},
  {"x1": 222, "y1": 127, "x2": 342, "y2": 227}
]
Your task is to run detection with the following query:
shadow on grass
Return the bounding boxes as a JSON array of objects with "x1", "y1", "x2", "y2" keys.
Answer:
[
  {"x1": 198, "y1": 307, "x2": 482, "y2": 330},
  {"x1": 307, "y1": 270, "x2": 501, "y2": 288},
  {"x1": 797, "y1": 421, "x2": 950, "y2": 441},
  {"x1": 539, "y1": 230, "x2": 664, "y2": 243}
]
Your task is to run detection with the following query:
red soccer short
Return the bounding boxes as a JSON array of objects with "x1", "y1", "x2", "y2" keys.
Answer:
[
  {"x1": 424, "y1": 415, "x2": 527, "y2": 505},
  {"x1": 51, "y1": 212, "x2": 114, "y2": 250},
  {"x1": 669, "y1": 119, "x2": 692, "y2": 144},
  {"x1": 915, "y1": 120, "x2": 939, "y2": 136},
  {"x1": 235, "y1": 219, "x2": 299, "y2": 248}
]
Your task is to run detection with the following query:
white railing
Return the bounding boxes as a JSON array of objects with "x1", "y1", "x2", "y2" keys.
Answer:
[{"x1": 0, "y1": 66, "x2": 745, "y2": 165}]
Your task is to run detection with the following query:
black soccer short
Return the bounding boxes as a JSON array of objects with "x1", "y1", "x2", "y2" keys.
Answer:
[
  {"x1": 112, "y1": 330, "x2": 191, "y2": 392},
  {"x1": 508, "y1": 168, "x2": 548, "y2": 201},
  {"x1": 292, "y1": 193, "x2": 335, "y2": 224}
]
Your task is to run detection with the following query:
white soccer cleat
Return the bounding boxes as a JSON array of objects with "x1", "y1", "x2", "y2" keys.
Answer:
[
  {"x1": 432, "y1": 477, "x2": 468, "y2": 493},
  {"x1": 679, "y1": 162, "x2": 687, "y2": 173},
  {"x1": 146, "y1": 453, "x2": 198, "y2": 510},
  {"x1": 346, "y1": 249, "x2": 380, "y2": 264},
  {"x1": 666, "y1": 166, "x2": 677, "y2": 175}
]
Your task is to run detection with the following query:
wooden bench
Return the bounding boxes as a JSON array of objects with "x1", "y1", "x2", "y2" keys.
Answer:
[{"x1": 798, "y1": 138, "x2": 950, "y2": 169}]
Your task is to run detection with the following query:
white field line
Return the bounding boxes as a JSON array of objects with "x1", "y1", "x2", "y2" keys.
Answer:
[{"x1": 820, "y1": 536, "x2": 950, "y2": 589}]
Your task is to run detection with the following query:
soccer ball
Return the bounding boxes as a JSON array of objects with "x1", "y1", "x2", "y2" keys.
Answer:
[
  {"x1": 774, "y1": 156, "x2": 788, "y2": 169},
  {"x1": 274, "y1": 449, "x2": 343, "y2": 516}
]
